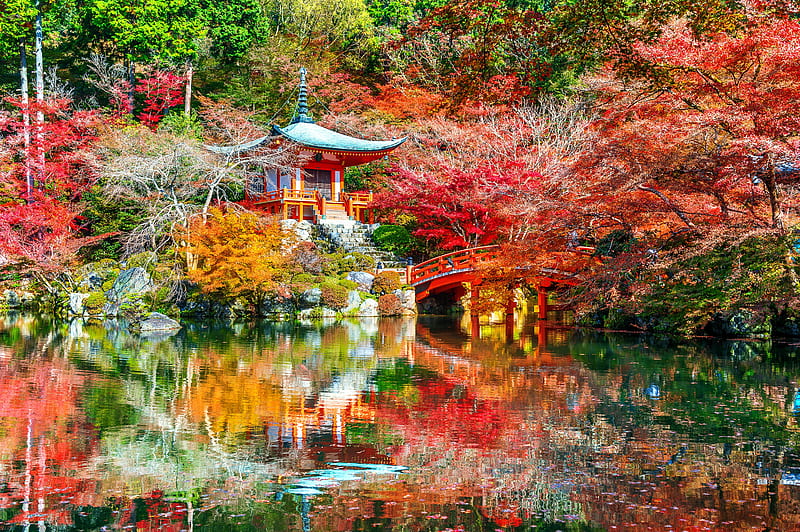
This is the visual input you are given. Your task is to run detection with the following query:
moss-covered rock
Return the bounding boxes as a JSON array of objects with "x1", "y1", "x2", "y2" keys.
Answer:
[{"x1": 84, "y1": 292, "x2": 107, "y2": 315}]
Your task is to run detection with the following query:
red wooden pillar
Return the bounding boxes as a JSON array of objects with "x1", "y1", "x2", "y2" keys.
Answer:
[
  {"x1": 470, "y1": 284, "x2": 480, "y2": 337},
  {"x1": 537, "y1": 281, "x2": 550, "y2": 321},
  {"x1": 504, "y1": 294, "x2": 517, "y2": 341},
  {"x1": 537, "y1": 321, "x2": 547, "y2": 349}
]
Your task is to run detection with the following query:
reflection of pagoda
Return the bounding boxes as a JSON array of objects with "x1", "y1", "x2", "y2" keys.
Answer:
[{"x1": 209, "y1": 68, "x2": 405, "y2": 223}]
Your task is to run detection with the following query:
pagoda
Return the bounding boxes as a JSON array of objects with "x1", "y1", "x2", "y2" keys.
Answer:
[{"x1": 208, "y1": 68, "x2": 405, "y2": 223}]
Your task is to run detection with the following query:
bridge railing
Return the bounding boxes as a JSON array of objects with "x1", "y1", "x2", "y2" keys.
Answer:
[{"x1": 409, "y1": 245, "x2": 500, "y2": 285}]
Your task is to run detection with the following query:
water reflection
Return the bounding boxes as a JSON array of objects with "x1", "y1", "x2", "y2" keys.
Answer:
[{"x1": 0, "y1": 312, "x2": 800, "y2": 530}]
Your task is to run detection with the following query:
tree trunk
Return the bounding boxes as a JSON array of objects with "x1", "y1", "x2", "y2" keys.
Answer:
[
  {"x1": 763, "y1": 171, "x2": 784, "y2": 232},
  {"x1": 19, "y1": 37, "x2": 32, "y2": 203},
  {"x1": 34, "y1": 2, "x2": 44, "y2": 189},
  {"x1": 184, "y1": 62, "x2": 193, "y2": 116},
  {"x1": 126, "y1": 55, "x2": 135, "y2": 114}
]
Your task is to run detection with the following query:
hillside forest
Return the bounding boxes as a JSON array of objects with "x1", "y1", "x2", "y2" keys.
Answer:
[{"x1": 1, "y1": 0, "x2": 800, "y2": 335}]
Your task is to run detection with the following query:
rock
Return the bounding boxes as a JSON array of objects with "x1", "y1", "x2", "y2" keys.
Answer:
[
  {"x1": 705, "y1": 308, "x2": 771, "y2": 338},
  {"x1": 3, "y1": 290, "x2": 19, "y2": 308},
  {"x1": 300, "y1": 287, "x2": 322, "y2": 308},
  {"x1": 259, "y1": 297, "x2": 294, "y2": 316},
  {"x1": 347, "y1": 271, "x2": 375, "y2": 291},
  {"x1": 358, "y1": 298, "x2": 379, "y2": 317},
  {"x1": 68, "y1": 293, "x2": 90, "y2": 315},
  {"x1": 106, "y1": 267, "x2": 152, "y2": 303},
  {"x1": 394, "y1": 288, "x2": 417, "y2": 315},
  {"x1": 320, "y1": 307, "x2": 337, "y2": 318},
  {"x1": 75, "y1": 260, "x2": 119, "y2": 291},
  {"x1": 81, "y1": 272, "x2": 105, "y2": 291},
  {"x1": 179, "y1": 297, "x2": 232, "y2": 319},
  {"x1": 281, "y1": 219, "x2": 315, "y2": 242},
  {"x1": 344, "y1": 290, "x2": 362, "y2": 312},
  {"x1": 136, "y1": 312, "x2": 181, "y2": 332}
]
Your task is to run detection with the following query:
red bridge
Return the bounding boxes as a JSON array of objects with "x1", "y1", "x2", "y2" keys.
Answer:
[{"x1": 406, "y1": 245, "x2": 593, "y2": 319}]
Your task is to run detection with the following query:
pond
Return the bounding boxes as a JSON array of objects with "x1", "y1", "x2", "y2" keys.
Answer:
[{"x1": 1, "y1": 312, "x2": 800, "y2": 531}]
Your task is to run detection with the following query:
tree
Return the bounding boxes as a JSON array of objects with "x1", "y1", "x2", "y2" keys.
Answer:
[
  {"x1": 184, "y1": 208, "x2": 291, "y2": 310},
  {"x1": 134, "y1": 69, "x2": 185, "y2": 128},
  {"x1": 576, "y1": 12, "x2": 800, "y2": 239},
  {"x1": 390, "y1": 0, "x2": 546, "y2": 107},
  {"x1": 374, "y1": 99, "x2": 594, "y2": 250},
  {"x1": 97, "y1": 99, "x2": 296, "y2": 254},
  {"x1": 0, "y1": 97, "x2": 106, "y2": 292}
]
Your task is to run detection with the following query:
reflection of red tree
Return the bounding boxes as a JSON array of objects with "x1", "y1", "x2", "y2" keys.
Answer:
[
  {"x1": 479, "y1": 500, "x2": 523, "y2": 528},
  {"x1": 376, "y1": 375, "x2": 515, "y2": 450},
  {"x1": 0, "y1": 360, "x2": 98, "y2": 526}
]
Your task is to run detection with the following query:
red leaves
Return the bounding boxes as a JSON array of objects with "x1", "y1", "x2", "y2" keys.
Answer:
[
  {"x1": 135, "y1": 70, "x2": 185, "y2": 129},
  {"x1": 374, "y1": 163, "x2": 542, "y2": 249},
  {"x1": 0, "y1": 98, "x2": 107, "y2": 274}
]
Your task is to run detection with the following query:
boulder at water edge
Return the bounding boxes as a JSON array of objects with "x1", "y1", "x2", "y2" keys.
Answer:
[
  {"x1": 358, "y1": 298, "x2": 379, "y2": 317},
  {"x1": 68, "y1": 293, "x2": 90, "y2": 315},
  {"x1": 135, "y1": 312, "x2": 181, "y2": 332}
]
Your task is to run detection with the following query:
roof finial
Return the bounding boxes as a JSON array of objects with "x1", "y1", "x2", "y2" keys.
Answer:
[{"x1": 292, "y1": 67, "x2": 314, "y2": 124}]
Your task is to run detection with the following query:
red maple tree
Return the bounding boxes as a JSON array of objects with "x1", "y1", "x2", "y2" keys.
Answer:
[{"x1": 135, "y1": 70, "x2": 185, "y2": 129}]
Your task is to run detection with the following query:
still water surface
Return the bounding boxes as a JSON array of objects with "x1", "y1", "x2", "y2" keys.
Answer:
[{"x1": 1, "y1": 313, "x2": 800, "y2": 531}]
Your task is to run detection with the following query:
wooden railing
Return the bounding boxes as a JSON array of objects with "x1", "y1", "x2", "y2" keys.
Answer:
[
  {"x1": 409, "y1": 245, "x2": 500, "y2": 286},
  {"x1": 409, "y1": 245, "x2": 597, "y2": 287},
  {"x1": 253, "y1": 188, "x2": 319, "y2": 203},
  {"x1": 341, "y1": 192, "x2": 372, "y2": 217}
]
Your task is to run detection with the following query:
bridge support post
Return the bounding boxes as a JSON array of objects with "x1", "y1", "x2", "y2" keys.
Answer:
[
  {"x1": 537, "y1": 283, "x2": 549, "y2": 321},
  {"x1": 505, "y1": 298, "x2": 516, "y2": 341},
  {"x1": 470, "y1": 285, "x2": 481, "y2": 337}
]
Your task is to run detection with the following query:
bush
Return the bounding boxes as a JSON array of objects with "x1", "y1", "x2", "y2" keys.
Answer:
[
  {"x1": 378, "y1": 293, "x2": 402, "y2": 316},
  {"x1": 320, "y1": 281, "x2": 348, "y2": 310},
  {"x1": 372, "y1": 271, "x2": 402, "y2": 295},
  {"x1": 294, "y1": 273, "x2": 317, "y2": 285},
  {"x1": 322, "y1": 252, "x2": 376, "y2": 276},
  {"x1": 84, "y1": 292, "x2": 107, "y2": 315},
  {"x1": 372, "y1": 225, "x2": 415, "y2": 255},
  {"x1": 338, "y1": 279, "x2": 358, "y2": 290},
  {"x1": 126, "y1": 251, "x2": 158, "y2": 273}
]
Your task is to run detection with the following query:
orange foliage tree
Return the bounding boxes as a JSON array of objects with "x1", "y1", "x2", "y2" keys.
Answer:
[{"x1": 184, "y1": 209, "x2": 292, "y2": 311}]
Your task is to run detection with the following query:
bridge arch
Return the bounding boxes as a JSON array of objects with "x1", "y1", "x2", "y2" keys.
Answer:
[{"x1": 407, "y1": 245, "x2": 591, "y2": 318}]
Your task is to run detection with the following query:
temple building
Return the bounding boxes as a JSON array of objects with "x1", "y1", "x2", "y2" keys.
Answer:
[{"x1": 208, "y1": 68, "x2": 405, "y2": 223}]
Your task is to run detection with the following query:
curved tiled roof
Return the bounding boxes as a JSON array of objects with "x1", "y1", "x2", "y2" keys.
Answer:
[{"x1": 273, "y1": 122, "x2": 406, "y2": 153}]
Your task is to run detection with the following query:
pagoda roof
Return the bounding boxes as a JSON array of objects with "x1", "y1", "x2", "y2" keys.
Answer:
[
  {"x1": 206, "y1": 67, "x2": 405, "y2": 157},
  {"x1": 273, "y1": 122, "x2": 405, "y2": 153}
]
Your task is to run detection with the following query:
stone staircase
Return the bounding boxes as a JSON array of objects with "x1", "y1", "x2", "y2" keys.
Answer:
[{"x1": 316, "y1": 221, "x2": 406, "y2": 268}]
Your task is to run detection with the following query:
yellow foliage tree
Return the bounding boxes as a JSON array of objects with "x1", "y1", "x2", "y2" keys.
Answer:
[{"x1": 185, "y1": 208, "x2": 292, "y2": 310}]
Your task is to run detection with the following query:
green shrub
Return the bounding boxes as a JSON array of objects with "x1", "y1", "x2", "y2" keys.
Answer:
[
  {"x1": 159, "y1": 111, "x2": 203, "y2": 139},
  {"x1": 126, "y1": 251, "x2": 158, "y2": 272},
  {"x1": 322, "y1": 252, "x2": 376, "y2": 276},
  {"x1": 378, "y1": 293, "x2": 402, "y2": 316},
  {"x1": 372, "y1": 225, "x2": 415, "y2": 255},
  {"x1": 372, "y1": 271, "x2": 402, "y2": 295},
  {"x1": 320, "y1": 281, "x2": 348, "y2": 310},
  {"x1": 294, "y1": 273, "x2": 317, "y2": 285},
  {"x1": 101, "y1": 270, "x2": 120, "y2": 292},
  {"x1": 84, "y1": 292, "x2": 107, "y2": 315},
  {"x1": 338, "y1": 279, "x2": 358, "y2": 290}
]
